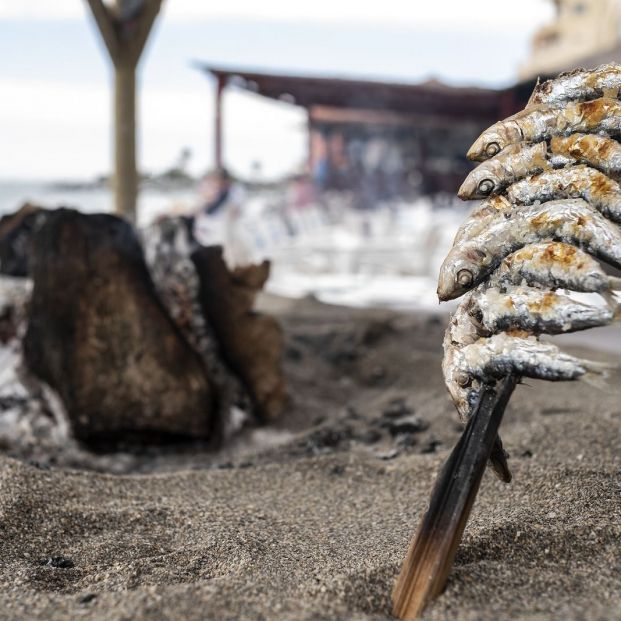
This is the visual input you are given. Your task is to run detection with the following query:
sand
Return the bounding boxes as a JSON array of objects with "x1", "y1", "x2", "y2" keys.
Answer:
[{"x1": 0, "y1": 295, "x2": 619, "y2": 620}]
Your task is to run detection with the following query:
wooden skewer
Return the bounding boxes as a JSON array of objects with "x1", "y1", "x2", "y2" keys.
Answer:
[{"x1": 392, "y1": 375, "x2": 517, "y2": 620}]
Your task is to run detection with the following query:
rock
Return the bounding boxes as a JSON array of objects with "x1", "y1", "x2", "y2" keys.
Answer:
[
  {"x1": 355, "y1": 429, "x2": 382, "y2": 444},
  {"x1": 382, "y1": 414, "x2": 429, "y2": 436},
  {"x1": 40, "y1": 556, "x2": 74, "y2": 569},
  {"x1": 23, "y1": 209, "x2": 215, "y2": 446},
  {"x1": 381, "y1": 397, "x2": 413, "y2": 419},
  {"x1": 420, "y1": 439, "x2": 442, "y2": 454},
  {"x1": 298, "y1": 424, "x2": 354, "y2": 455},
  {"x1": 329, "y1": 464, "x2": 346, "y2": 476},
  {"x1": 395, "y1": 432, "x2": 417, "y2": 448},
  {"x1": 78, "y1": 593, "x2": 97, "y2": 605},
  {"x1": 361, "y1": 318, "x2": 395, "y2": 345},
  {"x1": 374, "y1": 448, "x2": 400, "y2": 461}
]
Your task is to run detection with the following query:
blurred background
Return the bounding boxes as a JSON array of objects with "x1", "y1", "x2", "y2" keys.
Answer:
[{"x1": 2, "y1": 0, "x2": 618, "y2": 311}]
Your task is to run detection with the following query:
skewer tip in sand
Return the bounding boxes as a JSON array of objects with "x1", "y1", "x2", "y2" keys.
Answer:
[{"x1": 391, "y1": 375, "x2": 516, "y2": 620}]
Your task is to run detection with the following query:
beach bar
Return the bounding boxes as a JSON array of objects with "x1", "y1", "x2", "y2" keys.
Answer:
[{"x1": 195, "y1": 64, "x2": 537, "y2": 197}]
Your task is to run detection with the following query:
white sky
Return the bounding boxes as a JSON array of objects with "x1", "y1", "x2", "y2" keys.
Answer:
[
  {"x1": 0, "y1": 1, "x2": 555, "y2": 181},
  {"x1": 0, "y1": 0, "x2": 549, "y2": 31}
]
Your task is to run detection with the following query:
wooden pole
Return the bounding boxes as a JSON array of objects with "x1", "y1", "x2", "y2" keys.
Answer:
[
  {"x1": 84, "y1": 0, "x2": 162, "y2": 222},
  {"x1": 114, "y1": 62, "x2": 137, "y2": 219},
  {"x1": 307, "y1": 109, "x2": 313, "y2": 173}
]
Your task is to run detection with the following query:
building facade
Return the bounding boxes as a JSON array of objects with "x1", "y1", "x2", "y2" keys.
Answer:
[{"x1": 520, "y1": 0, "x2": 621, "y2": 79}]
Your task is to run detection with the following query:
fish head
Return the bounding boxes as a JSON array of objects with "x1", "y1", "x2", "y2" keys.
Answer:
[
  {"x1": 457, "y1": 163, "x2": 501, "y2": 200},
  {"x1": 437, "y1": 242, "x2": 491, "y2": 301},
  {"x1": 466, "y1": 121, "x2": 521, "y2": 162},
  {"x1": 446, "y1": 369, "x2": 481, "y2": 421}
]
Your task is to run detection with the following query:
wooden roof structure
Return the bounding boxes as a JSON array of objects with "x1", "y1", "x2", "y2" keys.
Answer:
[
  {"x1": 195, "y1": 63, "x2": 534, "y2": 124},
  {"x1": 194, "y1": 63, "x2": 537, "y2": 194}
]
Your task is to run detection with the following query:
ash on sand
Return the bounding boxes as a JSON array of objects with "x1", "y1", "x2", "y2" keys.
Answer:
[{"x1": 0, "y1": 294, "x2": 619, "y2": 620}]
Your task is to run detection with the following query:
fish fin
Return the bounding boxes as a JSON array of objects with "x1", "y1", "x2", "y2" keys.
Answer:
[
  {"x1": 607, "y1": 276, "x2": 621, "y2": 291},
  {"x1": 580, "y1": 359, "x2": 616, "y2": 391},
  {"x1": 602, "y1": 87, "x2": 619, "y2": 99},
  {"x1": 489, "y1": 434, "x2": 512, "y2": 483},
  {"x1": 526, "y1": 77, "x2": 541, "y2": 108},
  {"x1": 601, "y1": 289, "x2": 619, "y2": 310}
]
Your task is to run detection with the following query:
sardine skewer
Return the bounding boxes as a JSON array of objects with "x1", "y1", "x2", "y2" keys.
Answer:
[
  {"x1": 550, "y1": 134, "x2": 621, "y2": 179},
  {"x1": 452, "y1": 196, "x2": 512, "y2": 246},
  {"x1": 458, "y1": 143, "x2": 554, "y2": 199},
  {"x1": 443, "y1": 328, "x2": 611, "y2": 421},
  {"x1": 402, "y1": 64, "x2": 621, "y2": 621},
  {"x1": 459, "y1": 134, "x2": 621, "y2": 200},
  {"x1": 467, "y1": 97, "x2": 621, "y2": 162},
  {"x1": 456, "y1": 332, "x2": 612, "y2": 384},
  {"x1": 527, "y1": 62, "x2": 621, "y2": 107},
  {"x1": 467, "y1": 285, "x2": 615, "y2": 336},
  {"x1": 506, "y1": 165, "x2": 621, "y2": 222},
  {"x1": 442, "y1": 297, "x2": 613, "y2": 420},
  {"x1": 438, "y1": 198, "x2": 621, "y2": 301},
  {"x1": 491, "y1": 242, "x2": 621, "y2": 295}
]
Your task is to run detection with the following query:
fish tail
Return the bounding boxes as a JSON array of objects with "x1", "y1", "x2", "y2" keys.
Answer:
[
  {"x1": 526, "y1": 77, "x2": 541, "y2": 108},
  {"x1": 489, "y1": 434, "x2": 512, "y2": 483},
  {"x1": 580, "y1": 358, "x2": 616, "y2": 391},
  {"x1": 607, "y1": 276, "x2": 621, "y2": 290},
  {"x1": 601, "y1": 289, "x2": 620, "y2": 311}
]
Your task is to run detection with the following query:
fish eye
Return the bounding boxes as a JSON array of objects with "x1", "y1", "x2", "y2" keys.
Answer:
[
  {"x1": 470, "y1": 307, "x2": 484, "y2": 323},
  {"x1": 455, "y1": 371, "x2": 472, "y2": 388},
  {"x1": 485, "y1": 142, "x2": 500, "y2": 157},
  {"x1": 478, "y1": 178, "x2": 495, "y2": 195},
  {"x1": 456, "y1": 269, "x2": 473, "y2": 287}
]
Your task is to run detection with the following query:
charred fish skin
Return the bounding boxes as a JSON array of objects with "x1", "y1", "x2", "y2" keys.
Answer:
[
  {"x1": 442, "y1": 65, "x2": 621, "y2": 425},
  {"x1": 457, "y1": 332, "x2": 609, "y2": 383},
  {"x1": 459, "y1": 134, "x2": 621, "y2": 201},
  {"x1": 452, "y1": 195, "x2": 513, "y2": 246},
  {"x1": 466, "y1": 106, "x2": 558, "y2": 162},
  {"x1": 528, "y1": 63, "x2": 621, "y2": 107},
  {"x1": 467, "y1": 97, "x2": 621, "y2": 162},
  {"x1": 442, "y1": 293, "x2": 612, "y2": 419},
  {"x1": 492, "y1": 242, "x2": 612, "y2": 293},
  {"x1": 467, "y1": 285, "x2": 614, "y2": 335},
  {"x1": 550, "y1": 133, "x2": 621, "y2": 178},
  {"x1": 458, "y1": 143, "x2": 550, "y2": 200},
  {"x1": 506, "y1": 165, "x2": 621, "y2": 222},
  {"x1": 437, "y1": 198, "x2": 621, "y2": 301},
  {"x1": 442, "y1": 301, "x2": 486, "y2": 420}
]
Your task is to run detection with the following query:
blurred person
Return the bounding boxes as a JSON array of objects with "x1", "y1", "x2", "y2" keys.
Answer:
[
  {"x1": 287, "y1": 173, "x2": 316, "y2": 211},
  {"x1": 283, "y1": 173, "x2": 318, "y2": 236},
  {"x1": 193, "y1": 168, "x2": 251, "y2": 267}
]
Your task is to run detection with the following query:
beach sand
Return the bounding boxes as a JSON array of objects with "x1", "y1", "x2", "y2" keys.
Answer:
[{"x1": 0, "y1": 295, "x2": 619, "y2": 620}]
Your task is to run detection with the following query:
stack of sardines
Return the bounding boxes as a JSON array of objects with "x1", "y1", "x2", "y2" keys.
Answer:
[{"x1": 438, "y1": 64, "x2": 621, "y2": 477}]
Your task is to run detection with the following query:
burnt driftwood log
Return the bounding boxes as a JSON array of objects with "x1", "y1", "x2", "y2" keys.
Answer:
[
  {"x1": 192, "y1": 246, "x2": 286, "y2": 421},
  {"x1": 17, "y1": 208, "x2": 285, "y2": 447},
  {"x1": 0, "y1": 203, "x2": 48, "y2": 277}
]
